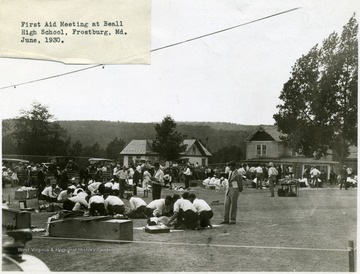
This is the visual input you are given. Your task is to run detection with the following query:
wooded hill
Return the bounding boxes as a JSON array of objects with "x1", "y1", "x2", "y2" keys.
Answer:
[{"x1": 57, "y1": 120, "x2": 257, "y2": 153}]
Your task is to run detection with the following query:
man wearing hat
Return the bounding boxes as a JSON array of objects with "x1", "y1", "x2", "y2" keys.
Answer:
[
  {"x1": 267, "y1": 162, "x2": 278, "y2": 197},
  {"x1": 220, "y1": 161, "x2": 243, "y2": 224}
]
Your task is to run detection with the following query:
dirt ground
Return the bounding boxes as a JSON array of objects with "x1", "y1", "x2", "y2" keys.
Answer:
[{"x1": 2, "y1": 181, "x2": 357, "y2": 272}]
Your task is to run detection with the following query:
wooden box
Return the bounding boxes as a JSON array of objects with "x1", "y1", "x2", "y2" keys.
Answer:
[
  {"x1": 2, "y1": 208, "x2": 31, "y2": 229},
  {"x1": 48, "y1": 218, "x2": 133, "y2": 241},
  {"x1": 14, "y1": 190, "x2": 37, "y2": 200}
]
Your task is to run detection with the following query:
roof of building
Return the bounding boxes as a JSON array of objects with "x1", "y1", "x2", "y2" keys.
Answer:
[
  {"x1": 120, "y1": 139, "x2": 212, "y2": 156},
  {"x1": 244, "y1": 125, "x2": 284, "y2": 142},
  {"x1": 120, "y1": 140, "x2": 157, "y2": 155},
  {"x1": 181, "y1": 139, "x2": 212, "y2": 156}
]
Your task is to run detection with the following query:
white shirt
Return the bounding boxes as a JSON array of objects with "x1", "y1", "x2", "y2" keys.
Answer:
[
  {"x1": 41, "y1": 186, "x2": 58, "y2": 198},
  {"x1": 112, "y1": 182, "x2": 120, "y2": 190},
  {"x1": 57, "y1": 190, "x2": 72, "y2": 202},
  {"x1": 104, "y1": 182, "x2": 114, "y2": 188},
  {"x1": 146, "y1": 198, "x2": 165, "y2": 211},
  {"x1": 310, "y1": 168, "x2": 321, "y2": 177},
  {"x1": 154, "y1": 169, "x2": 164, "y2": 184},
  {"x1": 268, "y1": 167, "x2": 278, "y2": 177},
  {"x1": 68, "y1": 192, "x2": 88, "y2": 207},
  {"x1": 183, "y1": 167, "x2": 191, "y2": 176},
  {"x1": 238, "y1": 167, "x2": 246, "y2": 176},
  {"x1": 255, "y1": 166, "x2": 263, "y2": 173},
  {"x1": 88, "y1": 182, "x2": 102, "y2": 194},
  {"x1": 89, "y1": 195, "x2": 104, "y2": 205},
  {"x1": 173, "y1": 198, "x2": 196, "y2": 213},
  {"x1": 129, "y1": 197, "x2": 147, "y2": 210},
  {"x1": 104, "y1": 195, "x2": 124, "y2": 209},
  {"x1": 192, "y1": 198, "x2": 212, "y2": 213}
]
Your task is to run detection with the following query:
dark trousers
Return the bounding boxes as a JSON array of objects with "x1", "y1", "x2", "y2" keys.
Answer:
[
  {"x1": 133, "y1": 184, "x2": 137, "y2": 196},
  {"x1": 108, "y1": 204, "x2": 125, "y2": 215},
  {"x1": 184, "y1": 175, "x2": 190, "y2": 189},
  {"x1": 119, "y1": 179, "x2": 126, "y2": 198},
  {"x1": 340, "y1": 177, "x2": 348, "y2": 190},
  {"x1": 177, "y1": 209, "x2": 198, "y2": 229},
  {"x1": 40, "y1": 194, "x2": 57, "y2": 203},
  {"x1": 144, "y1": 207, "x2": 154, "y2": 218},
  {"x1": 199, "y1": 210, "x2": 214, "y2": 227},
  {"x1": 152, "y1": 184, "x2": 162, "y2": 200},
  {"x1": 89, "y1": 203, "x2": 106, "y2": 216},
  {"x1": 127, "y1": 205, "x2": 146, "y2": 219},
  {"x1": 63, "y1": 199, "x2": 76, "y2": 211}
]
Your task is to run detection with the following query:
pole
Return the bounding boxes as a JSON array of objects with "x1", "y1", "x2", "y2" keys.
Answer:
[{"x1": 348, "y1": 240, "x2": 355, "y2": 272}]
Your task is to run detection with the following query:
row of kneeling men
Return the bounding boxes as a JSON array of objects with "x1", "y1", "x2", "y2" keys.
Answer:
[{"x1": 41, "y1": 182, "x2": 214, "y2": 230}]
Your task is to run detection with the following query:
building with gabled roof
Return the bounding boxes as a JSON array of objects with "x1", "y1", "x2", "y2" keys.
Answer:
[
  {"x1": 120, "y1": 139, "x2": 212, "y2": 167},
  {"x1": 244, "y1": 125, "x2": 341, "y2": 180}
]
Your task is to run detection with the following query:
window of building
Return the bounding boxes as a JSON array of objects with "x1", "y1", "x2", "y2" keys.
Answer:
[
  {"x1": 192, "y1": 146, "x2": 196, "y2": 154},
  {"x1": 256, "y1": 144, "x2": 267, "y2": 156}
]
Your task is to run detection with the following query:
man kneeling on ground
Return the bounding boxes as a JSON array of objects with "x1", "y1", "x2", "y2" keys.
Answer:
[
  {"x1": 125, "y1": 193, "x2": 147, "y2": 219},
  {"x1": 87, "y1": 193, "x2": 106, "y2": 216},
  {"x1": 103, "y1": 193, "x2": 125, "y2": 215},
  {"x1": 188, "y1": 193, "x2": 213, "y2": 228},
  {"x1": 144, "y1": 195, "x2": 173, "y2": 218},
  {"x1": 165, "y1": 193, "x2": 199, "y2": 230}
]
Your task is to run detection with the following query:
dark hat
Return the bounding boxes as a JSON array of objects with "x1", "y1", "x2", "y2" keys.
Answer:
[{"x1": 228, "y1": 161, "x2": 236, "y2": 167}]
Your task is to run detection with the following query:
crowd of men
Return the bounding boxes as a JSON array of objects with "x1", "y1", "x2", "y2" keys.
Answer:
[{"x1": 2, "y1": 158, "x2": 357, "y2": 232}]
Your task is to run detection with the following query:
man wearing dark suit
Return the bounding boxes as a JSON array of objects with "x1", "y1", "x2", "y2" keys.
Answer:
[{"x1": 221, "y1": 161, "x2": 243, "y2": 225}]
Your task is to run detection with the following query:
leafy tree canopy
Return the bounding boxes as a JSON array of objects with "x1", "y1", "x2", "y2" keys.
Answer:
[
  {"x1": 274, "y1": 14, "x2": 358, "y2": 161},
  {"x1": 152, "y1": 115, "x2": 187, "y2": 161},
  {"x1": 106, "y1": 137, "x2": 126, "y2": 160},
  {"x1": 12, "y1": 102, "x2": 70, "y2": 155}
]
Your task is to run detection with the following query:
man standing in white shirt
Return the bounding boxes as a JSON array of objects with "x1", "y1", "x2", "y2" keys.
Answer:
[
  {"x1": 310, "y1": 166, "x2": 321, "y2": 188},
  {"x1": 188, "y1": 193, "x2": 213, "y2": 228},
  {"x1": 183, "y1": 163, "x2": 192, "y2": 190},
  {"x1": 255, "y1": 165, "x2": 263, "y2": 189},
  {"x1": 152, "y1": 163, "x2": 164, "y2": 200},
  {"x1": 268, "y1": 162, "x2": 278, "y2": 197}
]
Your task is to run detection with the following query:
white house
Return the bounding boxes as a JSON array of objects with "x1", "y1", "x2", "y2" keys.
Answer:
[{"x1": 120, "y1": 139, "x2": 212, "y2": 167}]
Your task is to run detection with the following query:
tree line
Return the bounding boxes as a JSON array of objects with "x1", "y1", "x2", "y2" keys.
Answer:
[{"x1": 2, "y1": 104, "x2": 251, "y2": 163}]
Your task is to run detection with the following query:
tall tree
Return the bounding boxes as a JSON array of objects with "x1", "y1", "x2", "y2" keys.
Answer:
[
  {"x1": 209, "y1": 145, "x2": 244, "y2": 164},
  {"x1": 274, "y1": 15, "x2": 358, "y2": 161},
  {"x1": 69, "y1": 140, "x2": 84, "y2": 156},
  {"x1": 152, "y1": 116, "x2": 187, "y2": 161},
  {"x1": 105, "y1": 137, "x2": 126, "y2": 160},
  {"x1": 82, "y1": 142, "x2": 105, "y2": 158},
  {"x1": 12, "y1": 102, "x2": 71, "y2": 155}
]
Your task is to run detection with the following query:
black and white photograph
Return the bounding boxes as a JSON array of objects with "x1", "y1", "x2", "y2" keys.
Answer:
[{"x1": 1, "y1": 0, "x2": 358, "y2": 272}]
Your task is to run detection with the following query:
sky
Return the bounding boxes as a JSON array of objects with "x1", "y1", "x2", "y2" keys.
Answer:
[{"x1": 0, "y1": 0, "x2": 358, "y2": 125}]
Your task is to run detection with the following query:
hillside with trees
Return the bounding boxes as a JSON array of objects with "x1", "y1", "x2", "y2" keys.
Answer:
[{"x1": 3, "y1": 113, "x2": 257, "y2": 163}]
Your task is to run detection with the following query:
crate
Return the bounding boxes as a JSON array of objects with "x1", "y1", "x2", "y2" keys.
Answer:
[
  {"x1": 48, "y1": 218, "x2": 133, "y2": 241},
  {"x1": 2, "y1": 208, "x2": 31, "y2": 229},
  {"x1": 14, "y1": 190, "x2": 37, "y2": 200}
]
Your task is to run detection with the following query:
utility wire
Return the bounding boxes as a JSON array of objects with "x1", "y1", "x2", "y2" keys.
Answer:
[{"x1": 0, "y1": 7, "x2": 300, "y2": 90}]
